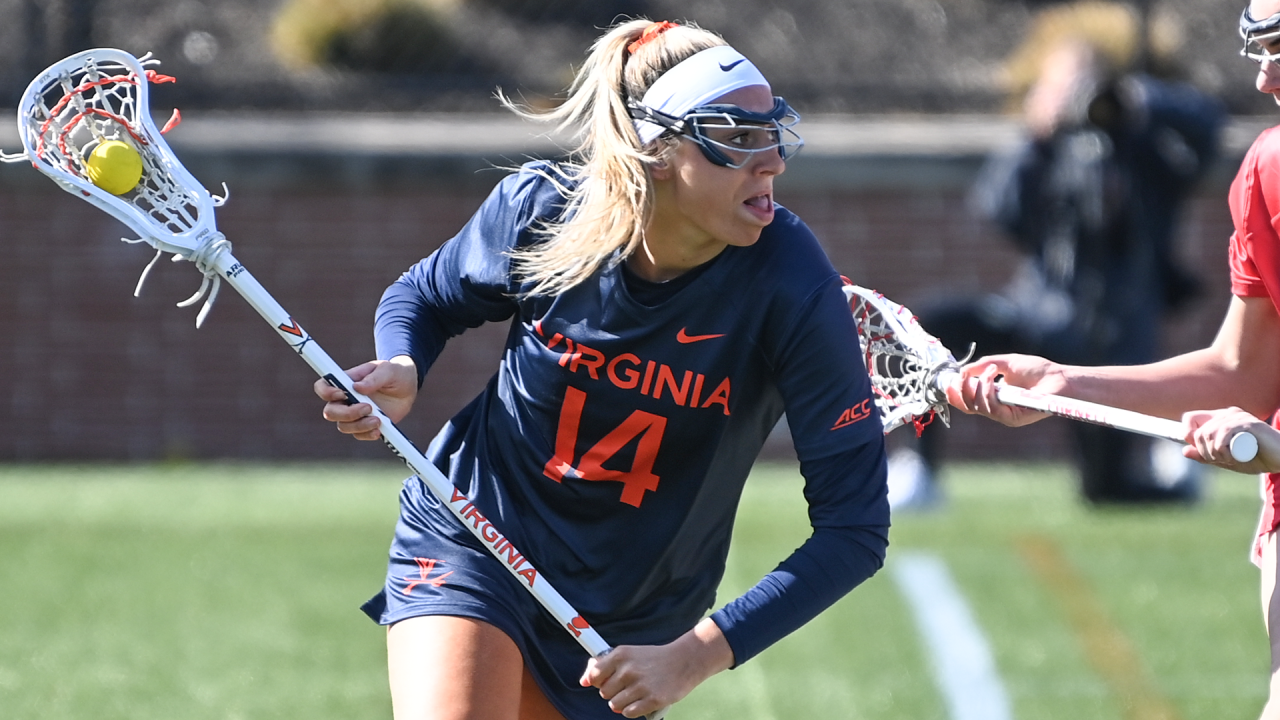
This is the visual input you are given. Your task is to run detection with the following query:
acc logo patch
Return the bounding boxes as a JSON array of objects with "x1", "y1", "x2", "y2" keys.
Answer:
[{"x1": 831, "y1": 398, "x2": 873, "y2": 430}]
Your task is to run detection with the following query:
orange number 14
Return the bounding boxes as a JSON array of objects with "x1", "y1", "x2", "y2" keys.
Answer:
[{"x1": 543, "y1": 387, "x2": 667, "y2": 507}]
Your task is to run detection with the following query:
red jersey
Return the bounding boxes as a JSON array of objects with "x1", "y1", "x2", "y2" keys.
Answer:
[{"x1": 1226, "y1": 125, "x2": 1280, "y2": 558}]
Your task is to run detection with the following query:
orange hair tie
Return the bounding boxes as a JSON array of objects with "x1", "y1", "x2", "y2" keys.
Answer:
[{"x1": 628, "y1": 21, "x2": 678, "y2": 55}]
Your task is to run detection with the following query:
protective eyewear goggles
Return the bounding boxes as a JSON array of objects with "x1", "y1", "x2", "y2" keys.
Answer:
[
  {"x1": 629, "y1": 97, "x2": 805, "y2": 169},
  {"x1": 1240, "y1": 6, "x2": 1280, "y2": 64}
]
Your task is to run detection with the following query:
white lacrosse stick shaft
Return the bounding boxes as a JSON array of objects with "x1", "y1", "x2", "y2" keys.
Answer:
[
  {"x1": 204, "y1": 203, "x2": 677, "y2": 719},
  {"x1": 214, "y1": 250, "x2": 611, "y2": 653},
  {"x1": 935, "y1": 372, "x2": 1259, "y2": 463},
  {"x1": 12, "y1": 46, "x2": 669, "y2": 720},
  {"x1": 183, "y1": 251, "x2": 673, "y2": 715}
]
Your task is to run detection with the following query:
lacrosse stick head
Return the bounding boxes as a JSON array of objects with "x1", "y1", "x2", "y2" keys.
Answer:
[
  {"x1": 843, "y1": 283, "x2": 960, "y2": 434},
  {"x1": 17, "y1": 48, "x2": 219, "y2": 258}
]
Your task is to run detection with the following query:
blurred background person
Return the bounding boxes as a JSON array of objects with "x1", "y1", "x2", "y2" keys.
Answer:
[{"x1": 887, "y1": 0, "x2": 1226, "y2": 509}]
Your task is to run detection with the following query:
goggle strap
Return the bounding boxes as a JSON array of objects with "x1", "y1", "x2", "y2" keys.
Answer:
[{"x1": 626, "y1": 102, "x2": 684, "y2": 135}]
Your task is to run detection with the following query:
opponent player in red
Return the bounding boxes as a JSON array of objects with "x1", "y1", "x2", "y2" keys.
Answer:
[
  {"x1": 950, "y1": 2, "x2": 1280, "y2": 715},
  {"x1": 315, "y1": 19, "x2": 889, "y2": 720}
]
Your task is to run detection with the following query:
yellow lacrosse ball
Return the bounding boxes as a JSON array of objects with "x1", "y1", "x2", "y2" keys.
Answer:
[{"x1": 85, "y1": 140, "x2": 143, "y2": 195}]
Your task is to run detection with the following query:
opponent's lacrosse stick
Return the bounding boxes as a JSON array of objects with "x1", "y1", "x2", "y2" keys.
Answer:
[
  {"x1": 843, "y1": 284, "x2": 1260, "y2": 464},
  {"x1": 5, "y1": 48, "x2": 666, "y2": 719}
]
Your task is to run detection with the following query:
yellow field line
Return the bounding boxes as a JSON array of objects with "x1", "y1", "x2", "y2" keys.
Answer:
[{"x1": 1016, "y1": 533, "x2": 1183, "y2": 720}]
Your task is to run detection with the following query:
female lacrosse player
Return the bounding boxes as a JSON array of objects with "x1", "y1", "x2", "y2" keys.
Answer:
[
  {"x1": 949, "y1": 1, "x2": 1280, "y2": 716},
  {"x1": 314, "y1": 19, "x2": 889, "y2": 720}
]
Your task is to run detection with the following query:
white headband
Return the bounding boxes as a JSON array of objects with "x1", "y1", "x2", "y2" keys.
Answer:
[{"x1": 632, "y1": 46, "x2": 771, "y2": 144}]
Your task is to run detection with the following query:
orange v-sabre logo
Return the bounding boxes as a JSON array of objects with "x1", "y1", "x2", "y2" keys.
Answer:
[
  {"x1": 676, "y1": 328, "x2": 725, "y2": 344},
  {"x1": 278, "y1": 318, "x2": 304, "y2": 338},
  {"x1": 404, "y1": 557, "x2": 453, "y2": 594},
  {"x1": 831, "y1": 399, "x2": 873, "y2": 430}
]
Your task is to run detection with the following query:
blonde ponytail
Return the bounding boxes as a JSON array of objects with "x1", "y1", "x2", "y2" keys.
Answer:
[{"x1": 500, "y1": 19, "x2": 727, "y2": 297}]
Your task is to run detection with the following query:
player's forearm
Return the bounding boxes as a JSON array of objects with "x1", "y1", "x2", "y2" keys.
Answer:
[
  {"x1": 374, "y1": 279, "x2": 452, "y2": 387},
  {"x1": 1046, "y1": 296, "x2": 1280, "y2": 420},
  {"x1": 671, "y1": 618, "x2": 735, "y2": 682},
  {"x1": 1057, "y1": 346, "x2": 1259, "y2": 420},
  {"x1": 1060, "y1": 331, "x2": 1280, "y2": 422}
]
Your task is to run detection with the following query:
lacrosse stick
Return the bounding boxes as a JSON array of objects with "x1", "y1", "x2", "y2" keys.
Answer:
[
  {"x1": 4, "y1": 48, "x2": 668, "y2": 718},
  {"x1": 843, "y1": 284, "x2": 1260, "y2": 464}
]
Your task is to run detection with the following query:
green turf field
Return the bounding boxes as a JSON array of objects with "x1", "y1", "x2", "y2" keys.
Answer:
[{"x1": 0, "y1": 461, "x2": 1267, "y2": 719}]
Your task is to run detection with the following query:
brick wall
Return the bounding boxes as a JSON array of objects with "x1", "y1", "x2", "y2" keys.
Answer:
[{"x1": 0, "y1": 156, "x2": 1237, "y2": 462}]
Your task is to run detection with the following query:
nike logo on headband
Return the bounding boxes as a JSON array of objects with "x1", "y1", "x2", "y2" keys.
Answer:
[{"x1": 719, "y1": 59, "x2": 746, "y2": 72}]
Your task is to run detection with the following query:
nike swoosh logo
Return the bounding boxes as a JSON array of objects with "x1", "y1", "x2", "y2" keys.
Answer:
[
  {"x1": 677, "y1": 328, "x2": 726, "y2": 344},
  {"x1": 719, "y1": 59, "x2": 746, "y2": 72}
]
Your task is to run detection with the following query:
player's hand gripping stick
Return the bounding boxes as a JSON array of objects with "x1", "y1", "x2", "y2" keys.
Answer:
[{"x1": 841, "y1": 284, "x2": 1259, "y2": 463}]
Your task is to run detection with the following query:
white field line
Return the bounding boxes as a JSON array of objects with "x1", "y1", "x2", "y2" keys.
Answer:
[{"x1": 890, "y1": 551, "x2": 1013, "y2": 720}]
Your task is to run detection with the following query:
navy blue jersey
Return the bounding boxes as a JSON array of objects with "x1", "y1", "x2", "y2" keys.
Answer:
[{"x1": 375, "y1": 162, "x2": 888, "y2": 664}]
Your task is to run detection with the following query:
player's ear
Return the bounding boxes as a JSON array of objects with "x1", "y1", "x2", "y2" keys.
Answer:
[{"x1": 650, "y1": 156, "x2": 671, "y2": 180}]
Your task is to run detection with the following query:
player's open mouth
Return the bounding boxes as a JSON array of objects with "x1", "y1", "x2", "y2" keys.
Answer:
[{"x1": 743, "y1": 193, "x2": 772, "y2": 211}]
